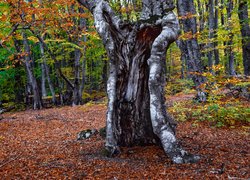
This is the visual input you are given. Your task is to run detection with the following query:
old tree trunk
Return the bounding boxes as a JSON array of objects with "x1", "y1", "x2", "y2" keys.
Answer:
[{"x1": 78, "y1": 0, "x2": 199, "y2": 163}]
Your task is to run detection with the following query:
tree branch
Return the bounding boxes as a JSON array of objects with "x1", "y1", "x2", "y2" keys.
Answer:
[
  {"x1": 29, "y1": 29, "x2": 74, "y2": 90},
  {"x1": 77, "y1": 0, "x2": 97, "y2": 13},
  {"x1": 0, "y1": 23, "x2": 19, "y2": 54},
  {"x1": 78, "y1": 0, "x2": 123, "y2": 47}
]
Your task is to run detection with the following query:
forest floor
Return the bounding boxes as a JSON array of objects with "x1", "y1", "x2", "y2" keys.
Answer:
[{"x1": 0, "y1": 94, "x2": 249, "y2": 179}]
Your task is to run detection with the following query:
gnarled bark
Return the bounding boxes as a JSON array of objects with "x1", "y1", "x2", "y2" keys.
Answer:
[{"x1": 78, "y1": 0, "x2": 199, "y2": 163}]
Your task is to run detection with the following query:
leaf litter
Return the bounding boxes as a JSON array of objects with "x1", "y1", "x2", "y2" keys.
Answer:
[{"x1": 0, "y1": 101, "x2": 249, "y2": 179}]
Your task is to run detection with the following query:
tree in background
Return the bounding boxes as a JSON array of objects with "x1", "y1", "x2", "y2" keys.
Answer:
[
  {"x1": 0, "y1": 0, "x2": 106, "y2": 108},
  {"x1": 238, "y1": 0, "x2": 250, "y2": 76},
  {"x1": 226, "y1": 0, "x2": 236, "y2": 76},
  {"x1": 1, "y1": 0, "x2": 249, "y2": 109},
  {"x1": 177, "y1": 0, "x2": 207, "y2": 102}
]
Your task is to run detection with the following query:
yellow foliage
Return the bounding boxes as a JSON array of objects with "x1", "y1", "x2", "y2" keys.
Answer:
[{"x1": 27, "y1": 36, "x2": 39, "y2": 43}]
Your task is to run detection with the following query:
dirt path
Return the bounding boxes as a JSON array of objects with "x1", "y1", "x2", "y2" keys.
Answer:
[{"x1": 0, "y1": 102, "x2": 249, "y2": 179}]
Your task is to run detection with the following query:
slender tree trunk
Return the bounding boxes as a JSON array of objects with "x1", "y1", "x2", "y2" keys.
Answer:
[
  {"x1": 39, "y1": 41, "x2": 56, "y2": 104},
  {"x1": 197, "y1": 0, "x2": 206, "y2": 59},
  {"x1": 197, "y1": 0, "x2": 205, "y2": 32},
  {"x1": 220, "y1": 0, "x2": 225, "y2": 26},
  {"x1": 238, "y1": 0, "x2": 250, "y2": 75},
  {"x1": 226, "y1": 0, "x2": 236, "y2": 76},
  {"x1": 220, "y1": 0, "x2": 228, "y2": 69},
  {"x1": 228, "y1": 37, "x2": 236, "y2": 75},
  {"x1": 72, "y1": 7, "x2": 86, "y2": 106},
  {"x1": 57, "y1": 72, "x2": 64, "y2": 105},
  {"x1": 176, "y1": 40, "x2": 187, "y2": 79},
  {"x1": 177, "y1": 0, "x2": 207, "y2": 102},
  {"x1": 35, "y1": 0, "x2": 56, "y2": 104},
  {"x1": 207, "y1": 0, "x2": 215, "y2": 70},
  {"x1": 13, "y1": 39, "x2": 25, "y2": 103},
  {"x1": 78, "y1": 0, "x2": 200, "y2": 164},
  {"x1": 41, "y1": 62, "x2": 47, "y2": 97},
  {"x1": 40, "y1": 42, "x2": 47, "y2": 97},
  {"x1": 30, "y1": 30, "x2": 64, "y2": 105},
  {"x1": 72, "y1": 48, "x2": 82, "y2": 106},
  {"x1": 44, "y1": 63, "x2": 56, "y2": 104},
  {"x1": 79, "y1": 14, "x2": 87, "y2": 102},
  {"x1": 22, "y1": 32, "x2": 42, "y2": 109},
  {"x1": 214, "y1": 0, "x2": 220, "y2": 65},
  {"x1": 79, "y1": 53, "x2": 86, "y2": 101}
]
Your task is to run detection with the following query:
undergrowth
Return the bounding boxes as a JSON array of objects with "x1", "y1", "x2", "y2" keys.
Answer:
[
  {"x1": 168, "y1": 66, "x2": 250, "y2": 127},
  {"x1": 169, "y1": 99, "x2": 249, "y2": 128}
]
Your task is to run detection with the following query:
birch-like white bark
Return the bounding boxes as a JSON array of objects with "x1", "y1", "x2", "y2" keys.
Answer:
[
  {"x1": 78, "y1": 0, "x2": 200, "y2": 163},
  {"x1": 91, "y1": 0, "x2": 121, "y2": 153}
]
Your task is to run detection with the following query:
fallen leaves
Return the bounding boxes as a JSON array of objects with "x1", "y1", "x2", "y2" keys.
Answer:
[{"x1": 0, "y1": 103, "x2": 249, "y2": 179}]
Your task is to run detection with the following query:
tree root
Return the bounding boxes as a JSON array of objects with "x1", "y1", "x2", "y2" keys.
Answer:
[{"x1": 103, "y1": 145, "x2": 120, "y2": 157}]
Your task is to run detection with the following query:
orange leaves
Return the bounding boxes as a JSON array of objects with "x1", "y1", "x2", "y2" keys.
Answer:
[
  {"x1": 2, "y1": 0, "x2": 95, "y2": 54},
  {"x1": 178, "y1": 12, "x2": 197, "y2": 20},
  {"x1": 0, "y1": 104, "x2": 249, "y2": 179},
  {"x1": 3, "y1": 0, "x2": 91, "y2": 30},
  {"x1": 179, "y1": 31, "x2": 201, "y2": 40},
  {"x1": 224, "y1": 77, "x2": 242, "y2": 85},
  {"x1": 0, "y1": 14, "x2": 8, "y2": 22}
]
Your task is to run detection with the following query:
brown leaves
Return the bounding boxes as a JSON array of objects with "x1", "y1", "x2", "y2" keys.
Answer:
[{"x1": 0, "y1": 103, "x2": 249, "y2": 179}]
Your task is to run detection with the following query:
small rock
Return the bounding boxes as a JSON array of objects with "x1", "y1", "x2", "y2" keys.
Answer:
[
  {"x1": 0, "y1": 109, "x2": 4, "y2": 114},
  {"x1": 77, "y1": 129, "x2": 98, "y2": 140}
]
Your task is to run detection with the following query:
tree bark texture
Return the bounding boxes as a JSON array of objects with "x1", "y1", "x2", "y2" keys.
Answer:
[
  {"x1": 72, "y1": 7, "x2": 86, "y2": 106},
  {"x1": 196, "y1": 0, "x2": 206, "y2": 59},
  {"x1": 177, "y1": 0, "x2": 206, "y2": 102},
  {"x1": 78, "y1": 0, "x2": 199, "y2": 163},
  {"x1": 226, "y1": 0, "x2": 236, "y2": 76},
  {"x1": 41, "y1": 62, "x2": 47, "y2": 97},
  {"x1": 238, "y1": 0, "x2": 250, "y2": 76},
  {"x1": 40, "y1": 40, "x2": 57, "y2": 104},
  {"x1": 40, "y1": 40, "x2": 55, "y2": 101},
  {"x1": 214, "y1": 0, "x2": 220, "y2": 65},
  {"x1": 207, "y1": 0, "x2": 215, "y2": 69},
  {"x1": 22, "y1": 32, "x2": 42, "y2": 110},
  {"x1": 72, "y1": 48, "x2": 82, "y2": 106}
]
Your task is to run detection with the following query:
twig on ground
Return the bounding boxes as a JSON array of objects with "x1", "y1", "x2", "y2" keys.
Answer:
[{"x1": 0, "y1": 154, "x2": 21, "y2": 168}]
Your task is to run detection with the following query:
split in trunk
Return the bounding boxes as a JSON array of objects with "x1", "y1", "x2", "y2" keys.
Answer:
[{"x1": 78, "y1": 0, "x2": 200, "y2": 163}]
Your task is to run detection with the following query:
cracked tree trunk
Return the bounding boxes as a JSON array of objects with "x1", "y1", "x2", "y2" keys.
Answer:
[{"x1": 78, "y1": 0, "x2": 199, "y2": 163}]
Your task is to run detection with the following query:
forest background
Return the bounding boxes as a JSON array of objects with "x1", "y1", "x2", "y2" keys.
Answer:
[{"x1": 0, "y1": 0, "x2": 249, "y2": 127}]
